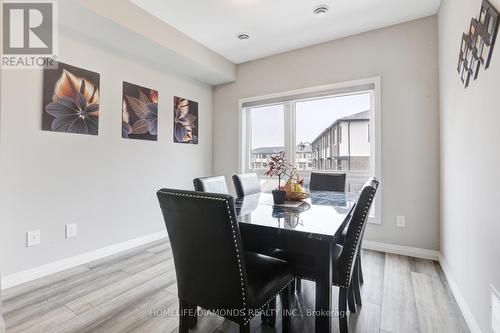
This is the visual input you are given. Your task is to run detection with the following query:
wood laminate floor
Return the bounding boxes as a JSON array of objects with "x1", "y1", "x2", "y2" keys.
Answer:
[{"x1": 2, "y1": 239, "x2": 469, "y2": 333}]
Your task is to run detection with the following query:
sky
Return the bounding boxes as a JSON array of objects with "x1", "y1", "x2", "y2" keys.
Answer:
[{"x1": 251, "y1": 93, "x2": 371, "y2": 149}]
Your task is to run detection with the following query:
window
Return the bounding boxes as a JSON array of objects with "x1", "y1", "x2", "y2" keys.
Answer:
[
  {"x1": 295, "y1": 93, "x2": 371, "y2": 182},
  {"x1": 240, "y1": 78, "x2": 381, "y2": 223},
  {"x1": 247, "y1": 104, "x2": 285, "y2": 192}
]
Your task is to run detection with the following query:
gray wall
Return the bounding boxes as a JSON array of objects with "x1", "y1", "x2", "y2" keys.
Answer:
[
  {"x1": 438, "y1": 0, "x2": 500, "y2": 331},
  {"x1": 214, "y1": 16, "x2": 440, "y2": 250},
  {"x1": 0, "y1": 6, "x2": 5, "y2": 331},
  {"x1": 0, "y1": 32, "x2": 213, "y2": 276}
]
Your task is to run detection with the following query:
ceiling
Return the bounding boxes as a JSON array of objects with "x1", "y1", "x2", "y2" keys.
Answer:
[{"x1": 131, "y1": 0, "x2": 441, "y2": 64}]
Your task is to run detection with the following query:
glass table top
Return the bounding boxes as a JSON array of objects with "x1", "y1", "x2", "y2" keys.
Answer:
[{"x1": 235, "y1": 191, "x2": 359, "y2": 239}]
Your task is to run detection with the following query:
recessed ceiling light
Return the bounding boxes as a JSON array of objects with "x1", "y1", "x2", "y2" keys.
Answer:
[
  {"x1": 313, "y1": 5, "x2": 330, "y2": 17},
  {"x1": 237, "y1": 33, "x2": 250, "y2": 41}
]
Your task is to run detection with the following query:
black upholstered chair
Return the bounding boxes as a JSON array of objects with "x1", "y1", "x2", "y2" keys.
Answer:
[
  {"x1": 193, "y1": 176, "x2": 229, "y2": 194},
  {"x1": 156, "y1": 189, "x2": 293, "y2": 333},
  {"x1": 232, "y1": 173, "x2": 261, "y2": 198},
  {"x1": 309, "y1": 172, "x2": 347, "y2": 192},
  {"x1": 332, "y1": 177, "x2": 378, "y2": 332},
  {"x1": 294, "y1": 172, "x2": 347, "y2": 293},
  {"x1": 193, "y1": 176, "x2": 277, "y2": 325}
]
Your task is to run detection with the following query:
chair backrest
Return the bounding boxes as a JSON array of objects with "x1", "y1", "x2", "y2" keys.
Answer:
[
  {"x1": 232, "y1": 173, "x2": 261, "y2": 198},
  {"x1": 193, "y1": 176, "x2": 229, "y2": 194},
  {"x1": 156, "y1": 189, "x2": 249, "y2": 313},
  {"x1": 309, "y1": 172, "x2": 347, "y2": 192},
  {"x1": 332, "y1": 178, "x2": 378, "y2": 287}
]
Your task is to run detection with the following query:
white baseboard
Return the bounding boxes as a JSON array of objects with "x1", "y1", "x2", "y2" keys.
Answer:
[
  {"x1": 363, "y1": 241, "x2": 480, "y2": 333},
  {"x1": 1, "y1": 231, "x2": 167, "y2": 290},
  {"x1": 362, "y1": 240, "x2": 440, "y2": 260},
  {"x1": 0, "y1": 235, "x2": 481, "y2": 333},
  {"x1": 439, "y1": 254, "x2": 482, "y2": 333}
]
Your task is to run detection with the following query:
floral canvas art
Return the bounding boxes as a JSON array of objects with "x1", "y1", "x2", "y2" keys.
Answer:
[
  {"x1": 122, "y1": 81, "x2": 158, "y2": 141},
  {"x1": 173, "y1": 96, "x2": 198, "y2": 144},
  {"x1": 42, "y1": 61, "x2": 100, "y2": 135}
]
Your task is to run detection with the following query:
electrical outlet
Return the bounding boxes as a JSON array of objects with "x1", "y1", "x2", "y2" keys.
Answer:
[
  {"x1": 26, "y1": 230, "x2": 41, "y2": 247},
  {"x1": 66, "y1": 223, "x2": 77, "y2": 238},
  {"x1": 396, "y1": 216, "x2": 406, "y2": 228}
]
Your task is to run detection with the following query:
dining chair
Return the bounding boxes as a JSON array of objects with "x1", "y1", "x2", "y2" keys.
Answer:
[
  {"x1": 329, "y1": 204, "x2": 363, "y2": 311},
  {"x1": 332, "y1": 177, "x2": 378, "y2": 332},
  {"x1": 194, "y1": 177, "x2": 277, "y2": 325},
  {"x1": 294, "y1": 171, "x2": 346, "y2": 293},
  {"x1": 309, "y1": 172, "x2": 347, "y2": 192},
  {"x1": 232, "y1": 173, "x2": 261, "y2": 198},
  {"x1": 309, "y1": 171, "x2": 367, "y2": 295},
  {"x1": 156, "y1": 189, "x2": 294, "y2": 333},
  {"x1": 273, "y1": 178, "x2": 377, "y2": 332},
  {"x1": 193, "y1": 176, "x2": 229, "y2": 194}
]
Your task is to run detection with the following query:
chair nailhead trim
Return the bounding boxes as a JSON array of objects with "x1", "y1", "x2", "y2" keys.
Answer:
[
  {"x1": 244, "y1": 278, "x2": 294, "y2": 325},
  {"x1": 294, "y1": 183, "x2": 378, "y2": 288},
  {"x1": 224, "y1": 200, "x2": 249, "y2": 312},
  {"x1": 158, "y1": 190, "x2": 249, "y2": 316},
  {"x1": 192, "y1": 179, "x2": 202, "y2": 192},
  {"x1": 232, "y1": 176, "x2": 243, "y2": 198},
  {"x1": 341, "y1": 188, "x2": 376, "y2": 287},
  {"x1": 158, "y1": 190, "x2": 226, "y2": 202}
]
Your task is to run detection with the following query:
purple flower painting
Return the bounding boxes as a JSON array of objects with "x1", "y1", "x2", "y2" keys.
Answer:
[
  {"x1": 174, "y1": 96, "x2": 198, "y2": 144},
  {"x1": 122, "y1": 81, "x2": 158, "y2": 141},
  {"x1": 42, "y1": 61, "x2": 100, "y2": 135}
]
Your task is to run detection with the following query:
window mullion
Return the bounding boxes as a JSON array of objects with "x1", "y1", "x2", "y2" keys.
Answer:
[
  {"x1": 284, "y1": 101, "x2": 295, "y2": 169},
  {"x1": 245, "y1": 108, "x2": 252, "y2": 173}
]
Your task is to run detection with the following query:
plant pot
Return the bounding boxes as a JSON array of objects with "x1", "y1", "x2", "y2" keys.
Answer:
[{"x1": 272, "y1": 189, "x2": 286, "y2": 205}]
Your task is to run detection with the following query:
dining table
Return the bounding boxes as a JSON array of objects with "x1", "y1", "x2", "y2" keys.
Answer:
[{"x1": 234, "y1": 190, "x2": 360, "y2": 333}]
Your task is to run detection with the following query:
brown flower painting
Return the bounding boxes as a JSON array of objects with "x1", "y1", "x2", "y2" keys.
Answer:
[
  {"x1": 122, "y1": 82, "x2": 158, "y2": 141},
  {"x1": 42, "y1": 61, "x2": 100, "y2": 135},
  {"x1": 174, "y1": 96, "x2": 198, "y2": 144}
]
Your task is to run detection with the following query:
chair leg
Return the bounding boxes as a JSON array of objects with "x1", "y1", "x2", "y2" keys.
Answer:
[
  {"x1": 338, "y1": 288, "x2": 348, "y2": 333},
  {"x1": 239, "y1": 323, "x2": 251, "y2": 333},
  {"x1": 348, "y1": 283, "x2": 356, "y2": 313},
  {"x1": 281, "y1": 284, "x2": 291, "y2": 333},
  {"x1": 179, "y1": 299, "x2": 197, "y2": 332},
  {"x1": 358, "y1": 253, "x2": 364, "y2": 285},
  {"x1": 296, "y1": 277, "x2": 302, "y2": 293},
  {"x1": 353, "y1": 261, "x2": 362, "y2": 306},
  {"x1": 261, "y1": 297, "x2": 276, "y2": 327}
]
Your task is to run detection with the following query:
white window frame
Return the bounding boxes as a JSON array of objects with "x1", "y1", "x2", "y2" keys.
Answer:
[{"x1": 238, "y1": 77, "x2": 382, "y2": 224}]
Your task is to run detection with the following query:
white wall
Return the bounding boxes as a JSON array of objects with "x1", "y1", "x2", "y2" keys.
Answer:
[
  {"x1": 214, "y1": 16, "x2": 440, "y2": 250},
  {"x1": 438, "y1": 0, "x2": 500, "y2": 331},
  {"x1": 0, "y1": 31, "x2": 213, "y2": 276}
]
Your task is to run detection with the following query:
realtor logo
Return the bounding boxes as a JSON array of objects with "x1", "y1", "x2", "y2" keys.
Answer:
[{"x1": 2, "y1": 0, "x2": 57, "y2": 69}]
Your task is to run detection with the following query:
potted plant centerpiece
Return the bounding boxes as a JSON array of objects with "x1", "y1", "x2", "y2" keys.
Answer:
[
  {"x1": 284, "y1": 170, "x2": 310, "y2": 201},
  {"x1": 265, "y1": 152, "x2": 310, "y2": 204},
  {"x1": 265, "y1": 152, "x2": 289, "y2": 204}
]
